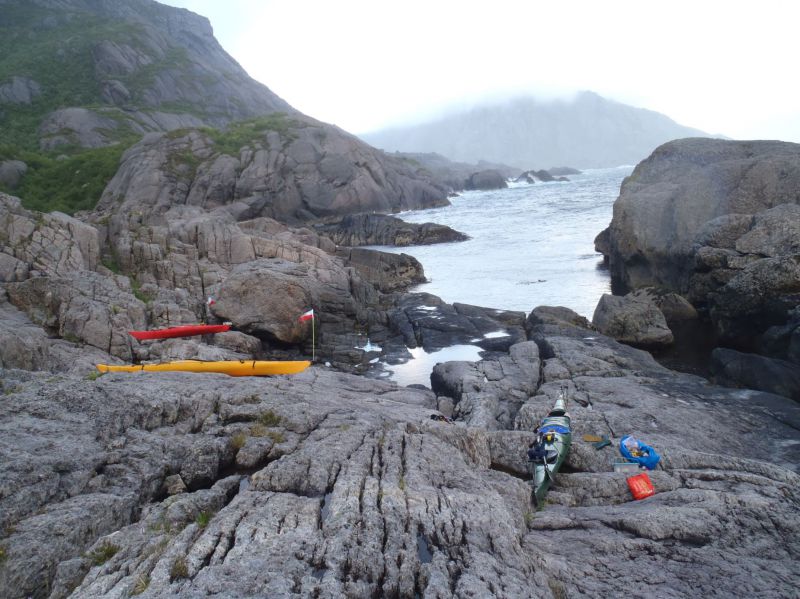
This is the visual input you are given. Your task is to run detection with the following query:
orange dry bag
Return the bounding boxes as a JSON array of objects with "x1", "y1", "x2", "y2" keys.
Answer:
[{"x1": 627, "y1": 472, "x2": 655, "y2": 500}]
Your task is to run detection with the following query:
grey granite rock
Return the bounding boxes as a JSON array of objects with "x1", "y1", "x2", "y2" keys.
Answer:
[
  {"x1": 592, "y1": 293, "x2": 674, "y2": 347},
  {"x1": 314, "y1": 213, "x2": 468, "y2": 247},
  {"x1": 710, "y1": 347, "x2": 800, "y2": 401},
  {"x1": 465, "y1": 169, "x2": 508, "y2": 190},
  {"x1": 601, "y1": 139, "x2": 800, "y2": 359},
  {"x1": 0, "y1": 76, "x2": 41, "y2": 104},
  {"x1": 0, "y1": 308, "x2": 799, "y2": 598},
  {"x1": 0, "y1": 160, "x2": 27, "y2": 189},
  {"x1": 95, "y1": 125, "x2": 449, "y2": 226}
]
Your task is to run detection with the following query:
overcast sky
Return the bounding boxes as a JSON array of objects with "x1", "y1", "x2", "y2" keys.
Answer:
[{"x1": 162, "y1": 0, "x2": 800, "y2": 142}]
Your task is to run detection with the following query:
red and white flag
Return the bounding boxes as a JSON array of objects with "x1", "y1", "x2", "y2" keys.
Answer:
[
  {"x1": 206, "y1": 296, "x2": 216, "y2": 306},
  {"x1": 298, "y1": 309, "x2": 314, "y2": 322}
]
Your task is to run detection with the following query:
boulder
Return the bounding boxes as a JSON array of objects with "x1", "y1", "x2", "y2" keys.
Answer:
[
  {"x1": 628, "y1": 287, "x2": 698, "y2": 324},
  {"x1": 464, "y1": 169, "x2": 508, "y2": 190},
  {"x1": 38, "y1": 107, "x2": 122, "y2": 150},
  {"x1": 527, "y1": 305, "x2": 593, "y2": 331},
  {"x1": 0, "y1": 160, "x2": 27, "y2": 189},
  {"x1": 591, "y1": 293, "x2": 673, "y2": 348},
  {"x1": 759, "y1": 307, "x2": 800, "y2": 365},
  {"x1": 601, "y1": 138, "x2": 800, "y2": 359},
  {"x1": 0, "y1": 76, "x2": 41, "y2": 104},
  {"x1": 711, "y1": 347, "x2": 800, "y2": 401},
  {"x1": 604, "y1": 139, "x2": 800, "y2": 293},
  {"x1": 212, "y1": 257, "x2": 372, "y2": 346}
]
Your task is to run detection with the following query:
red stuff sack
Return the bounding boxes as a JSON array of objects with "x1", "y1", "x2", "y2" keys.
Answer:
[{"x1": 627, "y1": 472, "x2": 655, "y2": 500}]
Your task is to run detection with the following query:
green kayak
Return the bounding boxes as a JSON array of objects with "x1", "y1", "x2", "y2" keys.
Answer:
[{"x1": 528, "y1": 393, "x2": 572, "y2": 508}]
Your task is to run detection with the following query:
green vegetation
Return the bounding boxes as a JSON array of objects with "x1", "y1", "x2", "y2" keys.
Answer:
[
  {"x1": 231, "y1": 432, "x2": 247, "y2": 451},
  {"x1": 203, "y1": 114, "x2": 298, "y2": 156},
  {"x1": 86, "y1": 541, "x2": 119, "y2": 566},
  {"x1": 0, "y1": 143, "x2": 128, "y2": 215},
  {"x1": 548, "y1": 579, "x2": 568, "y2": 599},
  {"x1": 0, "y1": 5, "x2": 144, "y2": 149},
  {"x1": 195, "y1": 511, "x2": 211, "y2": 529},
  {"x1": 85, "y1": 370, "x2": 104, "y2": 381},
  {"x1": 101, "y1": 255, "x2": 122, "y2": 275},
  {"x1": 0, "y1": 545, "x2": 7, "y2": 563},
  {"x1": 258, "y1": 410, "x2": 282, "y2": 427},
  {"x1": 130, "y1": 279, "x2": 152, "y2": 304},
  {"x1": 170, "y1": 556, "x2": 188, "y2": 581},
  {"x1": 267, "y1": 430, "x2": 286, "y2": 444},
  {"x1": 132, "y1": 574, "x2": 150, "y2": 595}
]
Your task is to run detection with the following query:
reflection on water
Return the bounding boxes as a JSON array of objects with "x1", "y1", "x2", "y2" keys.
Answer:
[
  {"x1": 379, "y1": 167, "x2": 631, "y2": 319},
  {"x1": 387, "y1": 344, "x2": 483, "y2": 387}
]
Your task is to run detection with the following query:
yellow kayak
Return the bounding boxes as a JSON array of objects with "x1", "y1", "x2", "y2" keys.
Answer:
[{"x1": 96, "y1": 360, "x2": 311, "y2": 377}]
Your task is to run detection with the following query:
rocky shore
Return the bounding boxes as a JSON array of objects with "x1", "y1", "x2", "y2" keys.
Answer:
[
  {"x1": 2, "y1": 304, "x2": 799, "y2": 599},
  {"x1": 1, "y1": 2, "x2": 799, "y2": 597}
]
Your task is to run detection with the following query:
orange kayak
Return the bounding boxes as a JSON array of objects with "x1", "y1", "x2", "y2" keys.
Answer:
[{"x1": 96, "y1": 360, "x2": 311, "y2": 377}]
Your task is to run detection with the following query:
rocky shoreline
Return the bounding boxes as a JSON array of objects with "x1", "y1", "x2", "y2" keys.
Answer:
[
  {"x1": 1, "y1": 1, "x2": 799, "y2": 597},
  {"x1": 2, "y1": 303, "x2": 799, "y2": 598}
]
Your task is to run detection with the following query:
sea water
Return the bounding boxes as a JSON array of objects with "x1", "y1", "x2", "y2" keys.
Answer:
[{"x1": 382, "y1": 166, "x2": 633, "y2": 319}]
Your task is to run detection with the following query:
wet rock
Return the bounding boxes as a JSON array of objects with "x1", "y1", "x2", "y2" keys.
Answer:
[
  {"x1": 334, "y1": 247, "x2": 426, "y2": 293},
  {"x1": 464, "y1": 169, "x2": 508, "y2": 190},
  {"x1": 710, "y1": 347, "x2": 800, "y2": 401},
  {"x1": 628, "y1": 287, "x2": 698, "y2": 324},
  {"x1": 528, "y1": 305, "x2": 593, "y2": 331},
  {"x1": 431, "y1": 341, "x2": 540, "y2": 429},
  {"x1": 388, "y1": 293, "x2": 527, "y2": 353},
  {"x1": 314, "y1": 213, "x2": 468, "y2": 247},
  {"x1": 591, "y1": 293, "x2": 674, "y2": 347}
]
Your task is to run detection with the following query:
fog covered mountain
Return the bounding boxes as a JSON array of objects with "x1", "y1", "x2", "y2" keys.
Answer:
[{"x1": 361, "y1": 91, "x2": 715, "y2": 169}]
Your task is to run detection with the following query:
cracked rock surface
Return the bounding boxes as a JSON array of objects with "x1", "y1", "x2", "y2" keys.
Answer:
[{"x1": 1, "y1": 316, "x2": 798, "y2": 598}]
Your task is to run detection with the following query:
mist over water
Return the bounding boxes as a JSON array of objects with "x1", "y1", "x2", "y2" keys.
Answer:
[{"x1": 383, "y1": 166, "x2": 633, "y2": 319}]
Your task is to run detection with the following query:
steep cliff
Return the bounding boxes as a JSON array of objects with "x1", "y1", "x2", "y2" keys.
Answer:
[{"x1": 0, "y1": 0, "x2": 449, "y2": 218}]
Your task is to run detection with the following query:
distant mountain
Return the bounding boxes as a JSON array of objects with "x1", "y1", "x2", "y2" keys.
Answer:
[{"x1": 361, "y1": 92, "x2": 715, "y2": 169}]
